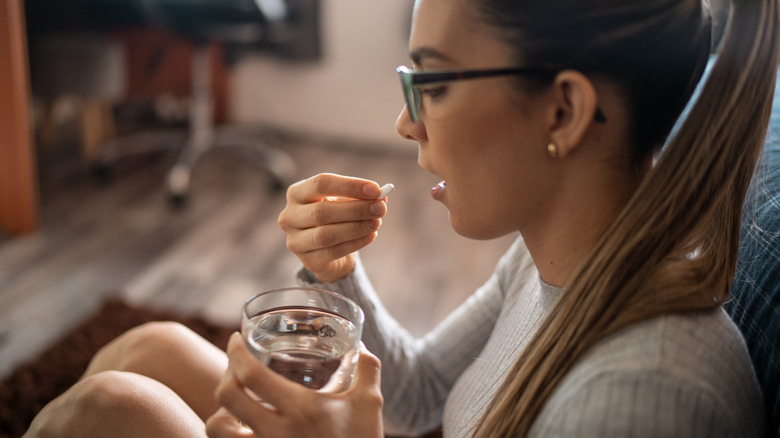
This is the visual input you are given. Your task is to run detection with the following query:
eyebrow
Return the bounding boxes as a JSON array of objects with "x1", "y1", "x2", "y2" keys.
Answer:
[{"x1": 409, "y1": 46, "x2": 455, "y2": 66}]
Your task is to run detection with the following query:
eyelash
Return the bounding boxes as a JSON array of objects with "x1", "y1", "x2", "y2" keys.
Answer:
[{"x1": 421, "y1": 86, "x2": 448, "y2": 100}]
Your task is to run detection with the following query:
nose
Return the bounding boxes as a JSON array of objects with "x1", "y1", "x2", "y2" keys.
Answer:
[{"x1": 395, "y1": 105, "x2": 427, "y2": 142}]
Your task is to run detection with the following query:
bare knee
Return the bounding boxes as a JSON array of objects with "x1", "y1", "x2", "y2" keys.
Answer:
[
  {"x1": 26, "y1": 371, "x2": 205, "y2": 438},
  {"x1": 73, "y1": 371, "x2": 149, "y2": 416},
  {"x1": 82, "y1": 321, "x2": 227, "y2": 421},
  {"x1": 86, "y1": 321, "x2": 196, "y2": 376},
  {"x1": 26, "y1": 371, "x2": 155, "y2": 436}
]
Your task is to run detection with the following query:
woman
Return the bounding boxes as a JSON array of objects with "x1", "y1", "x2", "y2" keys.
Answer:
[{"x1": 25, "y1": 0, "x2": 779, "y2": 436}]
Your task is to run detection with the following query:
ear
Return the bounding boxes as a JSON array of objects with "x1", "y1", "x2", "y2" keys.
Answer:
[{"x1": 547, "y1": 70, "x2": 599, "y2": 158}]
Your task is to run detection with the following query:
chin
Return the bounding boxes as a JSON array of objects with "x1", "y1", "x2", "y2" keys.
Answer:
[{"x1": 449, "y1": 214, "x2": 507, "y2": 241}]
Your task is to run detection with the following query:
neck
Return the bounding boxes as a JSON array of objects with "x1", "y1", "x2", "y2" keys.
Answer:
[{"x1": 524, "y1": 155, "x2": 647, "y2": 288}]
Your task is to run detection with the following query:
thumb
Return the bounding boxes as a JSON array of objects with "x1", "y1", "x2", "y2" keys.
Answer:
[{"x1": 353, "y1": 344, "x2": 382, "y2": 390}]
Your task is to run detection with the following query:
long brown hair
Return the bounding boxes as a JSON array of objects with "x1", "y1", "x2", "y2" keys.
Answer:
[{"x1": 472, "y1": 0, "x2": 780, "y2": 436}]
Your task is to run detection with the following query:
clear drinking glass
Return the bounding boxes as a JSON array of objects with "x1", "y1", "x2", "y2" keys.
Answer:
[{"x1": 241, "y1": 287, "x2": 364, "y2": 393}]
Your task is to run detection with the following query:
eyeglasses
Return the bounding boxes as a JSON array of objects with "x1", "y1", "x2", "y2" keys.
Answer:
[{"x1": 396, "y1": 65, "x2": 607, "y2": 123}]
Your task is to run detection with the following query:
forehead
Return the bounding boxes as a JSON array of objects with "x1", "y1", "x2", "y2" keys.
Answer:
[{"x1": 409, "y1": 0, "x2": 511, "y2": 68}]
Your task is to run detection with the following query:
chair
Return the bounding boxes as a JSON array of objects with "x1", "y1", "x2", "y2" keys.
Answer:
[
  {"x1": 726, "y1": 67, "x2": 780, "y2": 438},
  {"x1": 89, "y1": 0, "x2": 307, "y2": 204}
]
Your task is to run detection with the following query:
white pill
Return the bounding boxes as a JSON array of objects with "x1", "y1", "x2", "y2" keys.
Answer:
[{"x1": 377, "y1": 183, "x2": 394, "y2": 199}]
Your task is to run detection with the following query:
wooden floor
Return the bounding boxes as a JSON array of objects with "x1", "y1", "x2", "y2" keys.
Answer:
[{"x1": 0, "y1": 126, "x2": 515, "y2": 379}]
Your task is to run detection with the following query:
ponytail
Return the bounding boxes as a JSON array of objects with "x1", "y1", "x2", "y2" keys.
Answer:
[{"x1": 474, "y1": 0, "x2": 780, "y2": 436}]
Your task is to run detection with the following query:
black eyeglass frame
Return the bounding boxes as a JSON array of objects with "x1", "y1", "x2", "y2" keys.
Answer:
[{"x1": 396, "y1": 65, "x2": 607, "y2": 123}]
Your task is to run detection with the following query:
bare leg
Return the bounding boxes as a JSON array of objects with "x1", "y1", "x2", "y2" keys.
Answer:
[
  {"x1": 24, "y1": 371, "x2": 207, "y2": 438},
  {"x1": 82, "y1": 321, "x2": 229, "y2": 420}
]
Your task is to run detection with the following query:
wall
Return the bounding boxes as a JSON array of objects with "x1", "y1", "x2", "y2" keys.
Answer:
[{"x1": 231, "y1": 0, "x2": 413, "y2": 149}]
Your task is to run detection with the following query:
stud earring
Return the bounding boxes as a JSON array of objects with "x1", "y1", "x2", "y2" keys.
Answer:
[{"x1": 547, "y1": 142, "x2": 559, "y2": 158}]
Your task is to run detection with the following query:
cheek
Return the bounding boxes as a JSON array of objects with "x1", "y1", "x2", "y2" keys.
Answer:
[
  {"x1": 446, "y1": 120, "x2": 548, "y2": 237},
  {"x1": 423, "y1": 88, "x2": 547, "y2": 236}
]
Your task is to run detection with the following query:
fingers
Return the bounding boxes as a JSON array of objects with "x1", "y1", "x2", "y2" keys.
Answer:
[
  {"x1": 290, "y1": 173, "x2": 381, "y2": 204},
  {"x1": 311, "y1": 198, "x2": 387, "y2": 228},
  {"x1": 213, "y1": 366, "x2": 270, "y2": 433},
  {"x1": 213, "y1": 334, "x2": 297, "y2": 434},
  {"x1": 281, "y1": 193, "x2": 387, "y2": 232},
  {"x1": 289, "y1": 217, "x2": 381, "y2": 253},
  {"x1": 354, "y1": 345, "x2": 382, "y2": 390},
  {"x1": 324, "y1": 346, "x2": 384, "y2": 438},
  {"x1": 279, "y1": 174, "x2": 387, "y2": 248},
  {"x1": 212, "y1": 335, "x2": 385, "y2": 438},
  {"x1": 281, "y1": 174, "x2": 386, "y2": 229},
  {"x1": 349, "y1": 346, "x2": 383, "y2": 411},
  {"x1": 205, "y1": 407, "x2": 253, "y2": 438},
  {"x1": 298, "y1": 239, "x2": 376, "y2": 280},
  {"x1": 222, "y1": 333, "x2": 307, "y2": 411},
  {"x1": 278, "y1": 174, "x2": 390, "y2": 282}
]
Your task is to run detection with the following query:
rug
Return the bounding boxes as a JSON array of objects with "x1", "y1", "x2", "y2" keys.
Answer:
[
  {"x1": 0, "y1": 299, "x2": 442, "y2": 438},
  {"x1": 0, "y1": 299, "x2": 236, "y2": 438}
]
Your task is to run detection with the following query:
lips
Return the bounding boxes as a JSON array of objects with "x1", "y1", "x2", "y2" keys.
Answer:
[
  {"x1": 419, "y1": 158, "x2": 445, "y2": 201},
  {"x1": 431, "y1": 181, "x2": 446, "y2": 200}
]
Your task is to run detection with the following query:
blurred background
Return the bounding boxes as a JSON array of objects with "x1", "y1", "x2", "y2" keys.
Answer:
[{"x1": 0, "y1": 0, "x2": 515, "y2": 380}]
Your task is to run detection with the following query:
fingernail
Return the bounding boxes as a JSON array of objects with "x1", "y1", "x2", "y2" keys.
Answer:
[
  {"x1": 367, "y1": 218, "x2": 381, "y2": 230},
  {"x1": 363, "y1": 184, "x2": 378, "y2": 198},
  {"x1": 370, "y1": 202, "x2": 385, "y2": 216}
]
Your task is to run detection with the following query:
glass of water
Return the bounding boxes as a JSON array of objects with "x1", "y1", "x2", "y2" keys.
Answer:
[{"x1": 241, "y1": 287, "x2": 364, "y2": 393}]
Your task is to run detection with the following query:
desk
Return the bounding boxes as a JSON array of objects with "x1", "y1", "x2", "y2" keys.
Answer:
[{"x1": 0, "y1": 0, "x2": 39, "y2": 235}]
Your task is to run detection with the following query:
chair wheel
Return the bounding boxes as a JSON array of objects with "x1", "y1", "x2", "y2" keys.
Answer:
[
  {"x1": 270, "y1": 176, "x2": 286, "y2": 193},
  {"x1": 92, "y1": 163, "x2": 114, "y2": 184},
  {"x1": 168, "y1": 192, "x2": 188, "y2": 207}
]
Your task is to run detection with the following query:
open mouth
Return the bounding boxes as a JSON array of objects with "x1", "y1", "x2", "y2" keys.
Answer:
[
  {"x1": 431, "y1": 181, "x2": 446, "y2": 200},
  {"x1": 419, "y1": 159, "x2": 446, "y2": 201}
]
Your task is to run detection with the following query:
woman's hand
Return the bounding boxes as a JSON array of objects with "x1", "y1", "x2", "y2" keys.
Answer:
[
  {"x1": 278, "y1": 173, "x2": 388, "y2": 283},
  {"x1": 205, "y1": 333, "x2": 384, "y2": 438}
]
